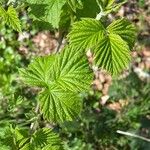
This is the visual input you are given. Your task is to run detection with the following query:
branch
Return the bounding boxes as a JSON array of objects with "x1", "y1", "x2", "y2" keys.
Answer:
[{"x1": 117, "y1": 130, "x2": 150, "y2": 142}]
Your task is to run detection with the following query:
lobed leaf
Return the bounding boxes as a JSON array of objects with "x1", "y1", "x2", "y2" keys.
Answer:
[
  {"x1": 68, "y1": 18, "x2": 136, "y2": 75},
  {"x1": 20, "y1": 46, "x2": 93, "y2": 122},
  {"x1": 32, "y1": 128, "x2": 63, "y2": 149}
]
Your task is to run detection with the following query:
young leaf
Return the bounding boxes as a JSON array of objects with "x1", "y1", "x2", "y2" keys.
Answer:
[
  {"x1": 26, "y1": 0, "x2": 67, "y2": 28},
  {"x1": 32, "y1": 128, "x2": 63, "y2": 149},
  {"x1": 3, "y1": 127, "x2": 62, "y2": 150},
  {"x1": 100, "y1": 0, "x2": 127, "y2": 15},
  {"x1": 93, "y1": 34, "x2": 131, "y2": 75},
  {"x1": 67, "y1": 0, "x2": 83, "y2": 12},
  {"x1": 3, "y1": 6, "x2": 21, "y2": 32},
  {"x1": 20, "y1": 46, "x2": 93, "y2": 122},
  {"x1": 102, "y1": 0, "x2": 115, "y2": 8},
  {"x1": 68, "y1": 18, "x2": 106, "y2": 49},
  {"x1": 107, "y1": 18, "x2": 136, "y2": 49}
]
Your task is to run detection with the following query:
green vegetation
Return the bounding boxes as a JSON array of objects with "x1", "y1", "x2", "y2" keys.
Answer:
[{"x1": 0, "y1": 0, "x2": 149, "y2": 149}]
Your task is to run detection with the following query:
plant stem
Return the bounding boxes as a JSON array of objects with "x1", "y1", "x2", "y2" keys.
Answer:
[
  {"x1": 96, "y1": 0, "x2": 103, "y2": 11},
  {"x1": 56, "y1": 31, "x2": 65, "y2": 53},
  {"x1": 95, "y1": 0, "x2": 104, "y2": 20},
  {"x1": 117, "y1": 130, "x2": 150, "y2": 142},
  {"x1": 30, "y1": 103, "x2": 40, "y2": 133}
]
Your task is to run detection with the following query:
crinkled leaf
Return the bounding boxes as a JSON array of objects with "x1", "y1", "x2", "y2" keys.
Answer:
[
  {"x1": 20, "y1": 56, "x2": 55, "y2": 87},
  {"x1": 42, "y1": 144, "x2": 62, "y2": 150},
  {"x1": 99, "y1": 0, "x2": 127, "y2": 15},
  {"x1": 3, "y1": 127, "x2": 62, "y2": 150},
  {"x1": 52, "y1": 46, "x2": 93, "y2": 92},
  {"x1": 20, "y1": 46, "x2": 93, "y2": 122},
  {"x1": 0, "y1": 5, "x2": 5, "y2": 15},
  {"x1": 107, "y1": 18, "x2": 136, "y2": 49},
  {"x1": 32, "y1": 128, "x2": 63, "y2": 149},
  {"x1": 69, "y1": 18, "x2": 136, "y2": 75},
  {"x1": 68, "y1": 18, "x2": 106, "y2": 49},
  {"x1": 94, "y1": 34, "x2": 131, "y2": 75},
  {"x1": 0, "y1": 6, "x2": 21, "y2": 32},
  {"x1": 39, "y1": 88, "x2": 82, "y2": 122},
  {"x1": 26, "y1": 0, "x2": 66, "y2": 28}
]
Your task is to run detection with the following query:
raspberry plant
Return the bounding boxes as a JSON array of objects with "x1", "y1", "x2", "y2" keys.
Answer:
[{"x1": 0, "y1": 0, "x2": 136, "y2": 149}]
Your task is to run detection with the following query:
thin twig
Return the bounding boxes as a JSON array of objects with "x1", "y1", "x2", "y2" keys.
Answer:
[
  {"x1": 95, "y1": 0, "x2": 103, "y2": 11},
  {"x1": 117, "y1": 130, "x2": 150, "y2": 142}
]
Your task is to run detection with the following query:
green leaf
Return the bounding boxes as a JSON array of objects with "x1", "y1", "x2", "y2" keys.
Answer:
[
  {"x1": 94, "y1": 34, "x2": 131, "y2": 75},
  {"x1": 52, "y1": 46, "x2": 93, "y2": 92},
  {"x1": 3, "y1": 127, "x2": 62, "y2": 150},
  {"x1": 0, "y1": 5, "x2": 5, "y2": 16},
  {"x1": 32, "y1": 128, "x2": 63, "y2": 149},
  {"x1": 68, "y1": 18, "x2": 136, "y2": 75},
  {"x1": 3, "y1": 126, "x2": 29, "y2": 150},
  {"x1": 39, "y1": 89, "x2": 82, "y2": 122},
  {"x1": 3, "y1": 6, "x2": 21, "y2": 32},
  {"x1": 68, "y1": 18, "x2": 106, "y2": 49},
  {"x1": 67, "y1": 0, "x2": 83, "y2": 12},
  {"x1": 20, "y1": 46, "x2": 93, "y2": 122},
  {"x1": 26, "y1": 0, "x2": 67, "y2": 28},
  {"x1": 20, "y1": 56, "x2": 55, "y2": 87},
  {"x1": 100, "y1": 0, "x2": 127, "y2": 15},
  {"x1": 20, "y1": 143, "x2": 32, "y2": 150},
  {"x1": 107, "y1": 18, "x2": 136, "y2": 49},
  {"x1": 42, "y1": 144, "x2": 62, "y2": 150},
  {"x1": 59, "y1": 4, "x2": 71, "y2": 32}
]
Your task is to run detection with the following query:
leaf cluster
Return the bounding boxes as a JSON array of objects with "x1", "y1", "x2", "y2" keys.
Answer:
[{"x1": 0, "y1": 5, "x2": 21, "y2": 32}]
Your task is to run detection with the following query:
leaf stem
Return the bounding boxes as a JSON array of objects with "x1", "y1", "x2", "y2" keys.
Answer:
[{"x1": 95, "y1": 0, "x2": 104, "y2": 20}]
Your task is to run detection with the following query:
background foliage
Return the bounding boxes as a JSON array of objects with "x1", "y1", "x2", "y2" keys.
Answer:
[{"x1": 0, "y1": 0, "x2": 150, "y2": 150}]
